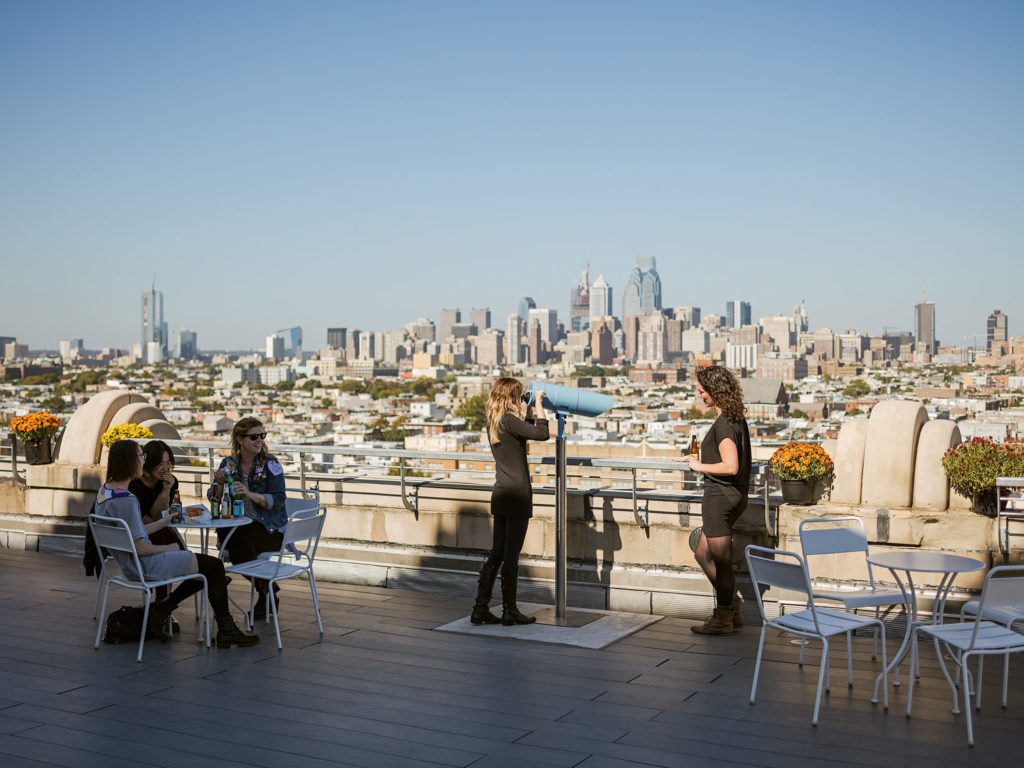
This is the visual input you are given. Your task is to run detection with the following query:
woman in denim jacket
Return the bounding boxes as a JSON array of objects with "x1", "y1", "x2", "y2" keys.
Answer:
[{"x1": 207, "y1": 417, "x2": 287, "y2": 615}]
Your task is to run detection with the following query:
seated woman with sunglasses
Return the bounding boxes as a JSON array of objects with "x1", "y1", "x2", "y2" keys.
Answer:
[{"x1": 206, "y1": 417, "x2": 287, "y2": 615}]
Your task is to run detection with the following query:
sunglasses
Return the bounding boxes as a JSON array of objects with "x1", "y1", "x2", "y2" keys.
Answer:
[{"x1": 243, "y1": 432, "x2": 267, "y2": 441}]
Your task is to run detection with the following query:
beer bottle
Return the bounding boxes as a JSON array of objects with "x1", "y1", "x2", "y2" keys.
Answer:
[{"x1": 689, "y1": 434, "x2": 699, "y2": 459}]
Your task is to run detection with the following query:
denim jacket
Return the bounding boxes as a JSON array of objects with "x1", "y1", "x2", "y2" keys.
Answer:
[{"x1": 207, "y1": 454, "x2": 287, "y2": 533}]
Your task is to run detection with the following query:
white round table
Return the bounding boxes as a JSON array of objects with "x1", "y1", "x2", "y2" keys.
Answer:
[
  {"x1": 866, "y1": 550, "x2": 985, "y2": 687},
  {"x1": 171, "y1": 516, "x2": 252, "y2": 559}
]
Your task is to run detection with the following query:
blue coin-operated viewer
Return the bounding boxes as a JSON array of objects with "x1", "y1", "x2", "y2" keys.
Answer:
[{"x1": 523, "y1": 381, "x2": 614, "y2": 624}]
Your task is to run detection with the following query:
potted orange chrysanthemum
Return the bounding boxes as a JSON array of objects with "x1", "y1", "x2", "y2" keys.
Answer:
[
  {"x1": 10, "y1": 411, "x2": 62, "y2": 465},
  {"x1": 768, "y1": 442, "x2": 834, "y2": 505}
]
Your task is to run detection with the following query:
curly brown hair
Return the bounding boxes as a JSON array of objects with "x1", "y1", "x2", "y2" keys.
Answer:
[{"x1": 696, "y1": 365, "x2": 746, "y2": 421}]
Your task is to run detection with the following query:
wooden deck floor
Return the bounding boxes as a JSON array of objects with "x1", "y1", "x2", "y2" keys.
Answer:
[{"x1": 0, "y1": 549, "x2": 1020, "y2": 768}]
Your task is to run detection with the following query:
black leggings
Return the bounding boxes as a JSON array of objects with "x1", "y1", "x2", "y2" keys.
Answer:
[
  {"x1": 483, "y1": 514, "x2": 530, "y2": 570},
  {"x1": 164, "y1": 554, "x2": 231, "y2": 619}
]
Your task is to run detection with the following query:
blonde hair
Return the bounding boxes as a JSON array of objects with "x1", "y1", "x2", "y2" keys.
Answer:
[{"x1": 486, "y1": 377, "x2": 524, "y2": 444}]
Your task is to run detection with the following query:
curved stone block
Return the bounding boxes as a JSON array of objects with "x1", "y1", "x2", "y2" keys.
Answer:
[
  {"x1": 57, "y1": 391, "x2": 148, "y2": 465},
  {"x1": 138, "y1": 418, "x2": 181, "y2": 441},
  {"x1": 862, "y1": 400, "x2": 927, "y2": 508},
  {"x1": 108, "y1": 402, "x2": 165, "y2": 430},
  {"x1": 913, "y1": 420, "x2": 961, "y2": 511},
  {"x1": 830, "y1": 420, "x2": 868, "y2": 505}
]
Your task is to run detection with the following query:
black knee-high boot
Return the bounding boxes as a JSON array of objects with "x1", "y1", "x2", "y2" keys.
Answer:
[
  {"x1": 470, "y1": 563, "x2": 501, "y2": 625},
  {"x1": 500, "y1": 567, "x2": 536, "y2": 626}
]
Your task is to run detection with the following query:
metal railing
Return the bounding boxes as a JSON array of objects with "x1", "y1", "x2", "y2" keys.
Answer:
[{"x1": 1, "y1": 434, "x2": 779, "y2": 529}]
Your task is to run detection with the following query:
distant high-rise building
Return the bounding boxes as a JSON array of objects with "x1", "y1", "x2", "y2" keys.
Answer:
[
  {"x1": 793, "y1": 301, "x2": 808, "y2": 333},
  {"x1": 622, "y1": 257, "x2": 661, "y2": 320},
  {"x1": 470, "y1": 308, "x2": 491, "y2": 332},
  {"x1": 569, "y1": 269, "x2": 590, "y2": 332},
  {"x1": 266, "y1": 334, "x2": 285, "y2": 360},
  {"x1": 269, "y1": 326, "x2": 302, "y2": 358},
  {"x1": 589, "y1": 275, "x2": 613, "y2": 320},
  {"x1": 327, "y1": 327, "x2": 347, "y2": 350},
  {"x1": 506, "y1": 313, "x2": 522, "y2": 365},
  {"x1": 517, "y1": 297, "x2": 536, "y2": 326},
  {"x1": 440, "y1": 308, "x2": 461, "y2": 342},
  {"x1": 725, "y1": 300, "x2": 751, "y2": 329},
  {"x1": 914, "y1": 301, "x2": 936, "y2": 354},
  {"x1": 345, "y1": 330, "x2": 360, "y2": 361},
  {"x1": 636, "y1": 312, "x2": 667, "y2": 364},
  {"x1": 527, "y1": 319, "x2": 544, "y2": 366},
  {"x1": 59, "y1": 338, "x2": 84, "y2": 360},
  {"x1": 592, "y1": 324, "x2": 614, "y2": 365},
  {"x1": 477, "y1": 329, "x2": 505, "y2": 367},
  {"x1": 359, "y1": 331, "x2": 376, "y2": 361},
  {"x1": 141, "y1": 285, "x2": 167, "y2": 363},
  {"x1": 406, "y1": 318, "x2": 436, "y2": 343},
  {"x1": 675, "y1": 306, "x2": 701, "y2": 329},
  {"x1": 171, "y1": 327, "x2": 197, "y2": 359},
  {"x1": 987, "y1": 309, "x2": 1008, "y2": 352},
  {"x1": 528, "y1": 308, "x2": 558, "y2": 343}
]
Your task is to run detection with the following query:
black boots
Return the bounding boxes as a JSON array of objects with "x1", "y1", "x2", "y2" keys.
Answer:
[
  {"x1": 501, "y1": 567, "x2": 536, "y2": 626},
  {"x1": 216, "y1": 615, "x2": 260, "y2": 648},
  {"x1": 470, "y1": 564, "x2": 501, "y2": 625}
]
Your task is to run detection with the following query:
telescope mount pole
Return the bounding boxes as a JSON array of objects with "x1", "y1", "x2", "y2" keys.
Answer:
[{"x1": 554, "y1": 411, "x2": 568, "y2": 623}]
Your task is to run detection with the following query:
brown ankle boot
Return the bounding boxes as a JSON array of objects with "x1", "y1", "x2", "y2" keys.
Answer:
[
  {"x1": 731, "y1": 597, "x2": 743, "y2": 629},
  {"x1": 691, "y1": 607, "x2": 734, "y2": 635}
]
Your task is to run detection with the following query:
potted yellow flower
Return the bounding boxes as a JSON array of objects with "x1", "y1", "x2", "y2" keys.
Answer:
[
  {"x1": 768, "y1": 441, "x2": 834, "y2": 505},
  {"x1": 10, "y1": 411, "x2": 62, "y2": 465},
  {"x1": 101, "y1": 423, "x2": 154, "y2": 447}
]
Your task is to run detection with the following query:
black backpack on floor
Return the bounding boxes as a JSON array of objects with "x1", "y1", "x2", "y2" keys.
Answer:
[{"x1": 103, "y1": 606, "x2": 156, "y2": 644}]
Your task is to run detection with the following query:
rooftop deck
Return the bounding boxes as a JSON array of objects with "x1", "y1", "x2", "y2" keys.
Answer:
[{"x1": 1, "y1": 549, "x2": 1020, "y2": 768}]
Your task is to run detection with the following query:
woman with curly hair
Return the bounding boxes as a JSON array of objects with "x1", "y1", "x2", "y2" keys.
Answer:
[
  {"x1": 688, "y1": 365, "x2": 751, "y2": 636},
  {"x1": 469, "y1": 377, "x2": 550, "y2": 626}
]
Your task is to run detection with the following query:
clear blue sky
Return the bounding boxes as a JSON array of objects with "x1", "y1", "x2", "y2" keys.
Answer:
[{"x1": 2, "y1": 1, "x2": 1021, "y2": 351}]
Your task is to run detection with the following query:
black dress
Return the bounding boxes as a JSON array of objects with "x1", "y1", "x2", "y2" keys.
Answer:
[{"x1": 489, "y1": 414, "x2": 550, "y2": 519}]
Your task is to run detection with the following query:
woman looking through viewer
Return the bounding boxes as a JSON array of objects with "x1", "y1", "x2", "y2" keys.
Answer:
[
  {"x1": 206, "y1": 417, "x2": 287, "y2": 617},
  {"x1": 96, "y1": 439, "x2": 258, "y2": 647},
  {"x1": 687, "y1": 365, "x2": 751, "y2": 636},
  {"x1": 470, "y1": 378, "x2": 550, "y2": 626}
]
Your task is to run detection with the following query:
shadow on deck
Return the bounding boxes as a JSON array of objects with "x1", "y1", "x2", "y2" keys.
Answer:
[{"x1": 0, "y1": 549, "x2": 1020, "y2": 768}]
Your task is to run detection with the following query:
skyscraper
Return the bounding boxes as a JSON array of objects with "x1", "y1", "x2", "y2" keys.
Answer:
[
  {"x1": 569, "y1": 269, "x2": 590, "y2": 332},
  {"x1": 914, "y1": 301, "x2": 936, "y2": 354},
  {"x1": 987, "y1": 309, "x2": 1008, "y2": 352},
  {"x1": 725, "y1": 300, "x2": 751, "y2": 329},
  {"x1": 141, "y1": 285, "x2": 166, "y2": 362},
  {"x1": 440, "y1": 308, "x2": 461, "y2": 342},
  {"x1": 528, "y1": 308, "x2": 558, "y2": 343},
  {"x1": 622, "y1": 257, "x2": 661, "y2": 319},
  {"x1": 589, "y1": 275, "x2": 613, "y2": 319},
  {"x1": 518, "y1": 297, "x2": 536, "y2": 325},
  {"x1": 470, "y1": 308, "x2": 491, "y2": 332},
  {"x1": 171, "y1": 327, "x2": 197, "y2": 359},
  {"x1": 506, "y1": 313, "x2": 522, "y2": 365},
  {"x1": 327, "y1": 327, "x2": 347, "y2": 349}
]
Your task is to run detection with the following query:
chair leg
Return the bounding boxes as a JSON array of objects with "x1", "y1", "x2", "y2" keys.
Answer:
[
  {"x1": 749, "y1": 626, "x2": 767, "y2": 705},
  {"x1": 871, "y1": 621, "x2": 888, "y2": 710},
  {"x1": 138, "y1": 592, "x2": 152, "y2": 663},
  {"x1": 824, "y1": 642, "x2": 831, "y2": 694},
  {"x1": 798, "y1": 637, "x2": 806, "y2": 666},
  {"x1": 963, "y1": 654, "x2": 975, "y2": 747},
  {"x1": 269, "y1": 580, "x2": 282, "y2": 650},
  {"x1": 1002, "y1": 652, "x2": 1009, "y2": 709},
  {"x1": 308, "y1": 570, "x2": 324, "y2": 636},
  {"x1": 846, "y1": 631, "x2": 854, "y2": 687},
  {"x1": 905, "y1": 630, "x2": 917, "y2": 718},
  {"x1": 94, "y1": 581, "x2": 111, "y2": 649},
  {"x1": 975, "y1": 656, "x2": 984, "y2": 710},
  {"x1": 871, "y1": 607, "x2": 880, "y2": 660},
  {"x1": 932, "y1": 637, "x2": 960, "y2": 714},
  {"x1": 813, "y1": 639, "x2": 829, "y2": 726}
]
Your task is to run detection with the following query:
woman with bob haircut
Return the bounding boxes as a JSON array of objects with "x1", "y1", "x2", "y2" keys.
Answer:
[
  {"x1": 686, "y1": 365, "x2": 751, "y2": 636},
  {"x1": 469, "y1": 377, "x2": 550, "y2": 626},
  {"x1": 96, "y1": 439, "x2": 258, "y2": 647},
  {"x1": 207, "y1": 417, "x2": 287, "y2": 617}
]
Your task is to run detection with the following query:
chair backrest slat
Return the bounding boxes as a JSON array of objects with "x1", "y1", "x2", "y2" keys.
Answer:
[
  {"x1": 282, "y1": 507, "x2": 326, "y2": 548},
  {"x1": 746, "y1": 548, "x2": 811, "y2": 595},
  {"x1": 974, "y1": 566, "x2": 1024, "y2": 639},
  {"x1": 799, "y1": 517, "x2": 868, "y2": 556},
  {"x1": 89, "y1": 515, "x2": 137, "y2": 554}
]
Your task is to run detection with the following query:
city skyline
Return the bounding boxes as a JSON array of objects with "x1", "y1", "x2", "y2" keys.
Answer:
[{"x1": 2, "y1": 2, "x2": 1022, "y2": 349}]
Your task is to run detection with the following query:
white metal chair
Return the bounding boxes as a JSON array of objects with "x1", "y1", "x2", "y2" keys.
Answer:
[
  {"x1": 958, "y1": 572, "x2": 1024, "y2": 710},
  {"x1": 284, "y1": 487, "x2": 320, "y2": 518},
  {"x1": 745, "y1": 545, "x2": 888, "y2": 726},
  {"x1": 89, "y1": 514, "x2": 210, "y2": 663},
  {"x1": 225, "y1": 506, "x2": 327, "y2": 649},
  {"x1": 799, "y1": 517, "x2": 905, "y2": 660},
  {"x1": 907, "y1": 565, "x2": 1024, "y2": 746}
]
